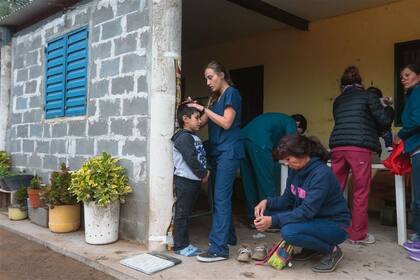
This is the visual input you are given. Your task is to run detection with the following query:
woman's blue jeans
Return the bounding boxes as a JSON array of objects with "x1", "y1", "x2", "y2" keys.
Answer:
[
  {"x1": 281, "y1": 220, "x2": 348, "y2": 254},
  {"x1": 208, "y1": 156, "x2": 241, "y2": 257},
  {"x1": 411, "y1": 153, "x2": 420, "y2": 235}
]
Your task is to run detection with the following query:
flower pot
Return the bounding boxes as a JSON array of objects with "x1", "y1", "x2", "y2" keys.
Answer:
[
  {"x1": 8, "y1": 206, "x2": 28, "y2": 220},
  {"x1": 84, "y1": 201, "x2": 120, "y2": 245},
  {"x1": 49, "y1": 204, "x2": 81, "y2": 233},
  {"x1": 27, "y1": 188, "x2": 42, "y2": 208}
]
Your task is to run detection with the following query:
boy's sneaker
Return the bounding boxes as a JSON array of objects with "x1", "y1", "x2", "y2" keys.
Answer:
[
  {"x1": 293, "y1": 248, "x2": 320, "y2": 261},
  {"x1": 197, "y1": 251, "x2": 228, "y2": 263},
  {"x1": 237, "y1": 244, "x2": 252, "y2": 263},
  {"x1": 251, "y1": 243, "x2": 268, "y2": 261},
  {"x1": 311, "y1": 246, "x2": 343, "y2": 273},
  {"x1": 408, "y1": 251, "x2": 420, "y2": 262},
  {"x1": 174, "y1": 244, "x2": 202, "y2": 257},
  {"x1": 403, "y1": 241, "x2": 420, "y2": 253},
  {"x1": 349, "y1": 233, "x2": 376, "y2": 245}
]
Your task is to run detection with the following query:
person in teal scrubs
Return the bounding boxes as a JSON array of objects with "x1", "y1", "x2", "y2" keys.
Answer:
[
  {"x1": 187, "y1": 61, "x2": 244, "y2": 262},
  {"x1": 241, "y1": 113, "x2": 299, "y2": 223}
]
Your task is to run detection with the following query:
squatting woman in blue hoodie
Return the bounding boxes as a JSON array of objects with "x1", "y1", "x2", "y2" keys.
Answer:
[{"x1": 254, "y1": 134, "x2": 350, "y2": 273}]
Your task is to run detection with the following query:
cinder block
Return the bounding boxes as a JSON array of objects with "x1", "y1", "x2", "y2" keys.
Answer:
[{"x1": 101, "y1": 18, "x2": 122, "y2": 40}]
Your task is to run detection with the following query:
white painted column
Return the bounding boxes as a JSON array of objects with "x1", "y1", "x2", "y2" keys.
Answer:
[
  {"x1": 395, "y1": 175, "x2": 407, "y2": 245},
  {"x1": 0, "y1": 42, "x2": 11, "y2": 151},
  {"x1": 148, "y1": 0, "x2": 181, "y2": 251}
]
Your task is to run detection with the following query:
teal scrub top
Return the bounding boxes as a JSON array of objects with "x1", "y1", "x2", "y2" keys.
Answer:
[
  {"x1": 241, "y1": 112, "x2": 297, "y2": 150},
  {"x1": 208, "y1": 86, "x2": 244, "y2": 159}
]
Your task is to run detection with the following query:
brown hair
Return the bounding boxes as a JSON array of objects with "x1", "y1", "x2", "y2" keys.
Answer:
[
  {"x1": 204, "y1": 61, "x2": 233, "y2": 108},
  {"x1": 402, "y1": 63, "x2": 420, "y2": 75},
  {"x1": 340, "y1": 66, "x2": 362, "y2": 87},
  {"x1": 273, "y1": 134, "x2": 330, "y2": 162}
]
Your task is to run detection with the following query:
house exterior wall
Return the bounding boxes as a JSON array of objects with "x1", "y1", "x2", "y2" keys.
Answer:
[
  {"x1": 184, "y1": 0, "x2": 420, "y2": 146},
  {"x1": 6, "y1": 0, "x2": 151, "y2": 242}
]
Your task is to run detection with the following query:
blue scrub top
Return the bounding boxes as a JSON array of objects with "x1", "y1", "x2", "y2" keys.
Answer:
[{"x1": 208, "y1": 86, "x2": 244, "y2": 159}]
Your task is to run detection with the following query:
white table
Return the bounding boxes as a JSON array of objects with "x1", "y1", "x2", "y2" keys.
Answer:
[{"x1": 280, "y1": 162, "x2": 408, "y2": 245}]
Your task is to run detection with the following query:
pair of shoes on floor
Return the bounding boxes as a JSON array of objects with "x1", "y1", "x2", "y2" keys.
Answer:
[
  {"x1": 174, "y1": 244, "x2": 202, "y2": 257},
  {"x1": 196, "y1": 251, "x2": 228, "y2": 263},
  {"x1": 292, "y1": 248, "x2": 321, "y2": 261},
  {"x1": 348, "y1": 233, "x2": 376, "y2": 245},
  {"x1": 311, "y1": 246, "x2": 343, "y2": 273},
  {"x1": 236, "y1": 243, "x2": 268, "y2": 263}
]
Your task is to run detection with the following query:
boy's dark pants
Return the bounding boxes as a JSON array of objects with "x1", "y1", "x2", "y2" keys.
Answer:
[{"x1": 173, "y1": 175, "x2": 201, "y2": 251}]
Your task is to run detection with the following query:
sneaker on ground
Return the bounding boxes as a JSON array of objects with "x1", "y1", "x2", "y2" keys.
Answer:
[
  {"x1": 293, "y1": 248, "x2": 320, "y2": 261},
  {"x1": 408, "y1": 251, "x2": 420, "y2": 262},
  {"x1": 197, "y1": 251, "x2": 228, "y2": 263},
  {"x1": 174, "y1": 244, "x2": 202, "y2": 257},
  {"x1": 408, "y1": 233, "x2": 420, "y2": 243},
  {"x1": 237, "y1": 244, "x2": 252, "y2": 263},
  {"x1": 348, "y1": 233, "x2": 376, "y2": 245},
  {"x1": 403, "y1": 241, "x2": 420, "y2": 253},
  {"x1": 311, "y1": 246, "x2": 343, "y2": 273},
  {"x1": 251, "y1": 243, "x2": 267, "y2": 261}
]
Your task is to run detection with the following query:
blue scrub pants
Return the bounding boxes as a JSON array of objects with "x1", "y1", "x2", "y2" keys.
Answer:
[
  {"x1": 240, "y1": 140, "x2": 281, "y2": 220},
  {"x1": 412, "y1": 153, "x2": 420, "y2": 235},
  {"x1": 208, "y1": 156, "x2": 241, "y2": 257}
]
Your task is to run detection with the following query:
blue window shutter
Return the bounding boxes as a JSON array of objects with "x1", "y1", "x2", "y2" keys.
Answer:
[
  {"x1": 45, "y1": 36, "x2": 66, "y2": 118},
  {"x1": 65, "y1": 27, "x2": 88, "y2": 117}
]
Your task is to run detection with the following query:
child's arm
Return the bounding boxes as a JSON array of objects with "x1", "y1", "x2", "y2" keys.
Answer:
[{"x1": 174, "y1": 133, "x2": 208, "y2": 179}]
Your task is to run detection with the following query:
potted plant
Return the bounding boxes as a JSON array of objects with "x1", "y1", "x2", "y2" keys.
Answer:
[
  {"x1": 41, "y1": 163, "x2": 80, "y2": 233},
  {"x1": 27, "y1": 175, "x2": 43, "y2": 208},
  {"x1": 69, "y1": 152, "x2": 132, "y2": 244},
  {"x1": 0, "y1": 151, "x2": 33, "y2": 191},
  {"x1": 8, "y1": 186, "x2": 28, "y2": 220}
]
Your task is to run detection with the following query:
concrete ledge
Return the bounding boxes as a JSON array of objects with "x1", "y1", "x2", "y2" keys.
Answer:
[{"x1": 0, "y1": 213, "x2": 148, "y2": 280}]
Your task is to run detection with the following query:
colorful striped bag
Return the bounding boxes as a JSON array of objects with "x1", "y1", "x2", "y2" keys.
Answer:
[{"x1": 256, "y1": 240, "x2": 294, "y2": 270}]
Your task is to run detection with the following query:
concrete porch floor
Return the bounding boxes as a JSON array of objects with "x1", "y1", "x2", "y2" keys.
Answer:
[{"x1": 1, "y1": 210, "x2": 420, "y2": 280}]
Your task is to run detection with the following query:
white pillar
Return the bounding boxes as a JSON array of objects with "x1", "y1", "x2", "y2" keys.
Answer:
[
  {"x1": 148, "y1": 0, "x2": 181, "y2": 251},
  {"x1": 0, "y1": 34, "x2": 11, "y2": 151}
]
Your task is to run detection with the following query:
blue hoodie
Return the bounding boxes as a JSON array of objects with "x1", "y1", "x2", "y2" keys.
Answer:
[
  {"x1": 267, "y1": 157, "x2": 350, "y2": 228},
  {"x1": 398, "y1": 84, "x2": 420, "y2": 154}
]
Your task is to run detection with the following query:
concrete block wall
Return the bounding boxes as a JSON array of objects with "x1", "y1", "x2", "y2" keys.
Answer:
[{"x1": 6, "y1": 0, "x2": 151, "y2": 242}]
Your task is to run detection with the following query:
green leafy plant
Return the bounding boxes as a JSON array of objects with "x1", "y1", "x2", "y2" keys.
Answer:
[
  {"x1": 29, "y1": 175, "x2": 42, "y2": 189},
  {"x1": 14, "y1": 186, "x2": 28, "y2": 209},
  {"x1": 41, "y1": 163, "x2": 77, "y2": 208},
  {"x1": 0, "y1": 151, "x2": 11, "y2": 177},
  {"x1": 69, "y1": 153, "x2": 133, "y2": 207}
]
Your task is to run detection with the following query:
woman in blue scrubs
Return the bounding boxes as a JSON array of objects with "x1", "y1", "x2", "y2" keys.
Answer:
[{"x1": 187, "y1": 61, "x2": 243, "y2": 262}]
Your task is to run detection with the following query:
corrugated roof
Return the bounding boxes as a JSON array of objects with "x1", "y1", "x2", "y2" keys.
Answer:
[{"x1": 0, "y1": 0, "x2": 80, "y2": 30}]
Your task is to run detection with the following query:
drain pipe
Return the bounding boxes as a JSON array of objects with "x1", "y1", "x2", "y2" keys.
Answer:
[{"x1": 0, "y1": 27, "x2": 12, "y2": 151}]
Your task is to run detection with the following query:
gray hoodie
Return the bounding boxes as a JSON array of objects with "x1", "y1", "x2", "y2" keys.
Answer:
[{"x1": 171, "y1": 129, "x2": 207, "y2": 181}]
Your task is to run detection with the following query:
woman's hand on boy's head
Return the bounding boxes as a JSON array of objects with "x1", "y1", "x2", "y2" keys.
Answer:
[
  {"x1": 254, "y1": 216, "x2": 272, "y2": 232},
  {"x1": 182, "y1": 96, "x2": 198, "y2": 105}
]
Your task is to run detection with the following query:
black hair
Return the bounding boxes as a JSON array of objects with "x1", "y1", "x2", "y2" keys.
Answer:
[
  {"x1": 176, "y1": 103, "x2": 201, "y2": 128},
  {"x1": 291, "y1": 114, "x2": 307, "y2": 133},
  {"x1": 273, "y1": 134, "x2": 330, "y2": 162},
  {"x1": 340, "y1": 65, "x2": 362, "y2": 87},
  {"x1": 402, "y1": 63, "x2": 420, "y2": 75},
  {"x1": 366, "y1": 86, "x2": 383, "y2": 98}
]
